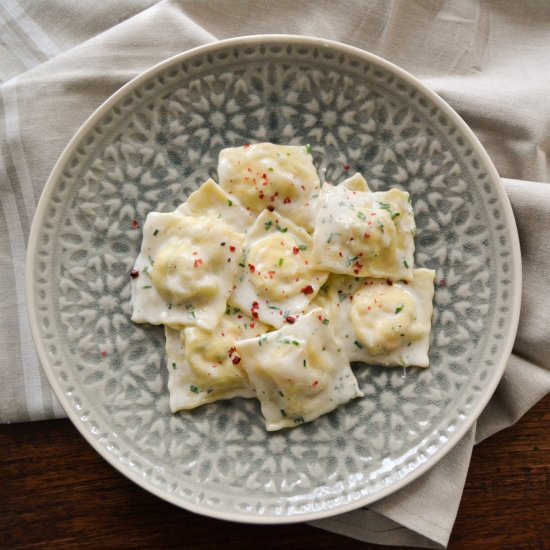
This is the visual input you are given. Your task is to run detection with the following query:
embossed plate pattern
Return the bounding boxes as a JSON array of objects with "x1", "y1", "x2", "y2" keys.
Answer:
[{"x1": 27, "y1": 36, "x2": 521, "y2": 523}]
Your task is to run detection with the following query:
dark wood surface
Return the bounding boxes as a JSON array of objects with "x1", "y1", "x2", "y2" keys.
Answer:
[{"x1": 1, "y1": 396, "x2": 548, "y2": 550}]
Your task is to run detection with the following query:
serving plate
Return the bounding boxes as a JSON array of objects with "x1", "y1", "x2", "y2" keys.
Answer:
[{"x1": 26, "y1": 35, "x2": 521, "y2": 523}]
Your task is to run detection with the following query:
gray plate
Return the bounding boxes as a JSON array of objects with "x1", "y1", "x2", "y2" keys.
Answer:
[{"x1": 27, "y1": 35, "x2": 521, "y2": 523}]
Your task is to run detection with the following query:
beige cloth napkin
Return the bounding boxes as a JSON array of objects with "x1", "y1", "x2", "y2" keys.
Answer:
[{"x1": 1, "y1": 1, "x2": 549, "y2": 547}]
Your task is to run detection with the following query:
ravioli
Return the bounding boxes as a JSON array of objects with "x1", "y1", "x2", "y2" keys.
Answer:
[
  {"x1": 131, "y1": 212, "x2": 244, "y2": 330},
  {"x1": 322, "y1": 269, "x2": 435, "y2": 367},
  {"x1": 236, "y1": 308, "x2": 363, "y2": 431},
  {"x1": 311, "y1": 178, "x2": 415, "y2": 279},
  {"x1": 229, "y1": 209, "x2": 329, "y2": 328},
  {"x1": 177, "y1": 178, "x2": 255, "y2": 232},
  {"x1": 218, "y1": 143, "x2": 320, "y2": 231},
  {"x1": 166, "y1": 308, "x2": 271, "y2": 411}
]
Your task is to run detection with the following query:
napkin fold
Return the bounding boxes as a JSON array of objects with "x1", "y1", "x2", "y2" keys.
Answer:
[{"x1": 1, "y1": 1, "x2": 549, "y2": 547}]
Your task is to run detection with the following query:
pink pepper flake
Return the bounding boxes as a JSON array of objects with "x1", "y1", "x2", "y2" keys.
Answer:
[
  {"x1": 439, "y1": 278, "x2": 446, "y2": 287},
  {"x1": 101, "y1": 351, "x2": 107, "y2": 358},
  {"x1": 285, "y1": 316, "x2": 296, "y2": 324},
  {"x1": 301, "y1": 285, "x2": 314, "y2": 295},
  {"x1": 130, "y1": 269, "x2": 139, "y2": 279},
  {"x1": 131, "y1": 219, "x2": 139, "y2": 229},
  {"x1": 343, "y1": 164, "x2": 350, "y2": 171}
]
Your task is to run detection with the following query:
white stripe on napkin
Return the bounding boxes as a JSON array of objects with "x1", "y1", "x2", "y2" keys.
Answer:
[
  {"x1": 0, "y1": 152, "x2": 45, "y2": 421},
  {"x1": 2, "y1": 78, "x2": 36, "y2": 223},
  {"x1": 1, "y1": 0, "x2": 61, "y2": 60},
  {"x1": 0, "y1": 10, "x2": 41, "y2": 70}
]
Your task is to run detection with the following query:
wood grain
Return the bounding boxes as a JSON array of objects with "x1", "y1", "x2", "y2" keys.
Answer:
[{"x1": 1, "y1": 396, "x2": 548, "y2": 550}]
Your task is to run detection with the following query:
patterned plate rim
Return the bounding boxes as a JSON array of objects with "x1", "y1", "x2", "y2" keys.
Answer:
[{"x1": 26, "y1": 34, "x2": 522, "y2": 524}]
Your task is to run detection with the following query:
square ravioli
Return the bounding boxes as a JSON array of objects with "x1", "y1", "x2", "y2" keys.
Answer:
[
  {"x1": 131, "y1": 212, "x2": 244, "y2": 330},
  {"x1": 218, "y1": 143, "x2": 321, "y2": 232},
  {"x1": 318, "y1": 269, "x2": 435, "y2": 367},
  {"x1": 177, "y1": 178, "x2": 255, "y2": 232},
  {"x1": 236, "y1": 308, "x2": 363, "y2": 431},
  {"x1": 229, "y1": 209, "x2": 329, "y2": 328},
  {"x1": 165, "y1": 308, "x2": 271, "y2": 411},
  {"x1": 311, "y1": 178, "x2": 415, "y2": 279}
]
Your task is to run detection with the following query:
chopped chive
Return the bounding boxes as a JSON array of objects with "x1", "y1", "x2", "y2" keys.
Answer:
[
  {"x1": 281, "y1": 409, "x2": 288, "y2": 417},
  {"x1": 268, "y1": 167, "x2": 274, "y2": 172},
  {"x1": 190, "y1": 385, "x2": 200, "y2": 394},
  {"x1": 268, "y1": 305, "x2": 279, "y2": 310},
  {"x1": 305, "y1": 144, "x2": 312, "y2": 155},
  {"x1": 298, "y1": 244, "x2": 307, "y2": 251},
  {"x1": 227, "y1": 199, "x2": 233, "y2": 206},
  {"x1": 357, "y1": 211, "x2": 366, "y2": 220},
  {"x1": 238, "y1": 262, "x2": 245, "y2": 267},
  {"x1": 142, "y1": 285, "x2": 152, "y2": 289},
  {"x1": 278, "y1": 390, "x2": 284, "y2": 397},
  {"x1": 294, "y1": 416, "x2": 305, "y2": 424},
  {"x1": 148, "y1": 255, "x2": 154, "y2": 266},
  {"x1": 391, "y1": 211, "x2": 400, "y2": 219},
  {"x1": 395, "y1": 305, "x2": 404, "y2": 314},
  {"x1": 264, "y1": 220, "x2": 273, "y2": 230},
  {"x1": 354, "y1": 340, "x2": 363, "y2": 349},
  {"x1": 303, "y1": 359, "x2": 307, "y2": 368},
  {"x1": 153, "y1": 229, "x2": 159, "y2": 236},
  {"x1": 278, "y1": 258, "x2": 283, "y2": 266},
  {"x1": 171, "y1": 362, "x2": 177, "y2": 369},
  {"x1": 322, "y1": 318, "x2": 330, "y2": 325},
  {"x1": 403, "y1": 259, "x2": 409, "y2": 268},
  {"x1": 258, "y1": 335, "x2": 268, "y2": 346},
  {"x1": 338, "y1": 293, "x2": 348, "y2": 303}
]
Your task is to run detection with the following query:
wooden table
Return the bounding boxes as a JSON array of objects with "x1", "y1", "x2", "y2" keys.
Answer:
[{"x1": 2, "y1": 396, "x2": 548, "y2": 549}]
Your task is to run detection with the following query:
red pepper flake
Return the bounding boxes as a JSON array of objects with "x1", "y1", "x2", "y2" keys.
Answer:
[
  {"x1": 312, "y1": 380, "x2": 319, "y2": 388},
  {"x1": 267, "y1": 204, "x2": 275, "y2": 212},
  {"x1": 251, "y1": 301, "x2": 260, "y2": 319},
  {"x1": 232, "y1": 355, "x2": 241, "y2": 365},
  {"x1": 343, "y1": 164, "x2": 350, "y2": 171},
  {"x1": 386, "y1": 279, "x2": 393, "y2": 286},
  {"x1": 130, "y1": 269, "x2": 139, "y2": 279},
  {"x1": 292, "y1": 246, "x2": 300, "y2": 255},
  {"x1": 228, "y1": 346, "x2": 236, "y2": 357},
  {"x1": 101, "y1": 351, "x2": 107, "y2": 358},
  {"x1": 268, "y1": 270, "x2": 275, "y2": 279},
  {"x1": 285, "y1": 315, "x2": 296, "y2": 324},
  {"x1": 249, "y1": 322, "x2": 255, "y2": 329},
  {"x1": 262, "y1": 173, "x2": 267, "y2": 179},
  {"x1": 243, "y1": 144, "x2": 250, "y2": 149},
  {"x1": 248, "y1": 263, "x2": 255, "y2": 273},
  {"x1": 283, "y1": 197, "x2": 292, "y2": 204},
  {"x1": 259, "y1": 191, "x2": 265, "y2": 199},
  {"x1": 229, "y1": 245, "x2": 236, "y2": 253},
  {"x1": 193, "y1": 258, "x2": 203, "y2": 269},
  {"x1": 338, "y1": 251, "x2": 343, "y2": 257},
  {"x1": 439, "y1": 278, "x2": 446, "y2": 287},
  {"x1": 131, "y1": 219, "x2": 139, "y2": 229},
  {"x1": 363, "y1": 233, "x2": 370, "y2": 239},
  {"x1": 301, "y1": 285, "x2": 314, "y2": 295}
]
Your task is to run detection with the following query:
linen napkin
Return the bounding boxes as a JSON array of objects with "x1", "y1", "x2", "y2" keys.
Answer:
[{"x1": 1, "y1": 1, "x2": 549, "y2": 547}]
